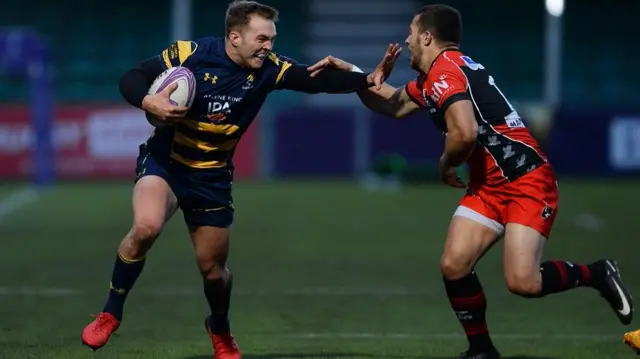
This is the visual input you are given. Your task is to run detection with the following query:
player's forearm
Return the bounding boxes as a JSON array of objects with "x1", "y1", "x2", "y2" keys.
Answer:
[
  {"x1": 441, "y1": 131, "x2": 477, "y2": 168},
  {"x1": 279, "y1": 65, "x2": 373, "y2": 93},
  {"x1": 119, "y1": 57, "x2": 165, "y2": 109},
  {"x1": 356, "y1": 84, "x2": 402, "y2": 118}
]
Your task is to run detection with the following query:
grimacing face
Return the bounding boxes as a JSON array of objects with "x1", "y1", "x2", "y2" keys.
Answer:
[
  {"x1": 233, "y1": 15, "x2": 277, "y2": 69},
  {"x1": 405, "y1": 15, "x2": 423, "y2": 71}
]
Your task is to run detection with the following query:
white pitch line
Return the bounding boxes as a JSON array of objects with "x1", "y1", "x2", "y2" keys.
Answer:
[
  {"x1": 0, "y1": 187, "x2": 38, "y2": 220},
  {"x1": 0, "y1": 287, "x2": 446, "y2": 297},
  {"x1": 0, "y1": 287, "x2": 80, "y2": 296},
  {"x1": 0, "y1": 286, "x2": 627, "y2": 302},
  {"x1": 287, "y1": 332, "x2": 621, "y2": 341},
  {"x1": 154, "y1": 287, "x2": 435, "y2": 297},
  {"x1": 0, "y1": 288, "x2": 623, "y2": 342}
]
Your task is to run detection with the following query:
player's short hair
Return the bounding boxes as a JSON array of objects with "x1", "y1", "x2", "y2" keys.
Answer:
[
  {"x1": 225, "y1": 1, "x2": 279, "y2": 35},
  {"x1": 414, "y1": 4, "x2": 462, "y2": 45}
]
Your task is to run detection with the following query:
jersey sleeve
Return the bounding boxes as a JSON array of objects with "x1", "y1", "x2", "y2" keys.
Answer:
[
  {"x1": 267, "y1": 52, "x2": 296, "y2": 89},
  {"x1": 404, "y1": 79, "x2": 425, "y2": 106},
  {"x1": 159, "y1": 40, "x2": 200, "y2": 69},
  {"x1": 425, "y1": 62, "x2": 470, "y2": 112}
]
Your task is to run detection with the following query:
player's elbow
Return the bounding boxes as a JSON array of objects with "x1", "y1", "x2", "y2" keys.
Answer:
[
  {"x1": 393, "y1": 104, "x2": 418, "y2": 119},
  {"x1": 462, "y1": 123, "x2": 478, "y2": 143},
  {"x1": 453, "y1": 122, "x2": 478, "y2": 144}
]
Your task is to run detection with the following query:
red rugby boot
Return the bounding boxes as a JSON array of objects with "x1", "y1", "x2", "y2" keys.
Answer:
[
  {"x1": 81, "y1": 312, "x2": 120, "y2": 350},
  {"x1": 204, "y1": 317, "x2": 241, "y2": 359}
]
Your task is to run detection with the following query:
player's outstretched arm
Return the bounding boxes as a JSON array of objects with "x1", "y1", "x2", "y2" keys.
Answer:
[
  {"x1": 306, "y1": 45, "x2": 420, "y2": 118},
  {"x1": 119, "y1": 56, "x2": 188, "y2": 121},
  {"x1": 276, "y1": 44, "x2": 403, "y2": 94},
  {"x1": 308, "y1": 61, "x2": 421, "y2": 118},
  {"x1": 357, "y1": 83, "x2": 421, "y2": 119},
  {"x1": 277, "y1": 63, "x2": 375, "y2": 94}
]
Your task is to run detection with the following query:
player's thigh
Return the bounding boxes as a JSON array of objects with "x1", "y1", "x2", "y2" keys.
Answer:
[
  {"x1": 132, "y1": 175, "x2": 178, "y2": 230},
  {"x1": 131, "y1": 148, "x2": 179, "y2": 237},
  {"x1": 441, "y1": 194, "x2": 503, "y2": 279},
  {"x1": 503, "y1": 164, "x2": 559, "y2": 240},
  {"x1": 502, "y1": 165, "x2": 558, "y2": 292},
  {"x1": 502, "y1": 223, "x2": 546, "y2": 294}
]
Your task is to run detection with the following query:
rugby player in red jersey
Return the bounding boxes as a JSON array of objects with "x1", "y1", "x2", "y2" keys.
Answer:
[{"x1": 309, "y1": 4, "x2": 633, "y2": 358}]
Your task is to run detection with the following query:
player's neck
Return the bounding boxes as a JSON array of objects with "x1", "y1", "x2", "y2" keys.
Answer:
[
  {"x1": 224, "y1": 39, "x2": 248, "y2": 68},
  {"x1": 422, "y1": 45, "x2": 459, "y2": 72}
]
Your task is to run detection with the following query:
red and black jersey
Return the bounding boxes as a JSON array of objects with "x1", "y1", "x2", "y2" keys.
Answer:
[{"x1": 405, "y1": 49, "x2": 548, "y2": 185}]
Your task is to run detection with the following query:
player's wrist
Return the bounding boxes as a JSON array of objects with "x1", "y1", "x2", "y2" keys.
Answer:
[
  {"x1": 365, "y1": 73, "x2": 375, "y2": 86},
  {"x1": 141, "y1": 95, "x2": 153, "y2": 111}
]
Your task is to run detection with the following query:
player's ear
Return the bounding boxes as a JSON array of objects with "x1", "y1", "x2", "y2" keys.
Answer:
[
  {"x1": 228, "y1": 31, "x2": 241, "y2": 47},
  {"x1": 421, "y1": 31, "x2": 433, "y2": 47}
]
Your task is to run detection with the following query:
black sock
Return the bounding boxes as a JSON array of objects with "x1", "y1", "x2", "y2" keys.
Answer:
[
  {"x1": 204, "y1": 270, "x2": 233, "y2": 335},
  {"x1": 539, "y1": 260, "x2": 604, "y2": 296},
  {"x1": 103, "y1": 252, "x2": 145, "y2": 320},
  {"x1": 444, "y1": 271, "x2": 495, "y2": 351}
]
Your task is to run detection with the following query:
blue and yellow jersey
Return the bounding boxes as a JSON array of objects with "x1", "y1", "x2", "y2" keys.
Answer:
[{"x1": 147, "y1": 37, "x2": 295, "y2": 172}]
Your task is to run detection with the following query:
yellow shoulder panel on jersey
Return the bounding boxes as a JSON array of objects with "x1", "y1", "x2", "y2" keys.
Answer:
[
  {"x1": 267, "y1": 53, "x2": 293, "y2": 86},
  {"x1": 267, "y1": 52, "x2": 280, "y2": 66},
  {"x1": 162, "y1": 40, "x2": 198, "y2": 68}
]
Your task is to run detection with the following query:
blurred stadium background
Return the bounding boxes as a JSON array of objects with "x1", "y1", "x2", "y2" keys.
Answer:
[{"x1": 1, "y1": 0, "x2": 639, "y2": 358}]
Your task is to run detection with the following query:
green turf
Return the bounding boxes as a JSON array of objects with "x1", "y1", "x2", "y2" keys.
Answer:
[{"x1": 0, "y1": 180, "x2": 638, "y2": 359}]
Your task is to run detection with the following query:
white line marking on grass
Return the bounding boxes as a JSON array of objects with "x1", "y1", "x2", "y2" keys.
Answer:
[
  {"x1": 154, "y1": 287, "x2": 433, "y2": 297},
  {"x1": 287, "y1": 332, "x2": 620, "y2": 341},
  {"x1": 0, "y1": 287, "x2": 437, "y2": 297},
  {"x1": 0, "y1": 287, "x2": 80, "y2": 296},
  {"x1": 0, "y1": 187, "x2": 38, "y2": 220},
  {"x1": 574, "y1": 213, "x2": 605, "y2": 231},
  {"x1": 0, "y1": 287, "x2": 623, "y2": 342}
]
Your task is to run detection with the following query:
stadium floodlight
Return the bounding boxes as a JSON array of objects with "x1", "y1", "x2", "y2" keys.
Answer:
[
  {"x1": 0, "y1": 28, "x2": 54, "y2": 189},
  {"x1": 545, "y1": 0, "x2": 565, "y2": 17},
  {"x1": 543, "y1": 0, "x2": 564, "y2": 107}
]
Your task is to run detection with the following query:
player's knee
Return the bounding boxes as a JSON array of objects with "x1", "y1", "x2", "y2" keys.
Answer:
[
  {"x1": 121, "y1": 222, "x2": 163, "y2": 257},
  {"x1": 197, "y1": 256, "x2": 228, "y2": 280},
  {"x1": 130, "y1": 222, "x2": 163, "y2": 243},
  {"x1": 504, "y1": 271, "x2": 542, "y2": 297},
  {"x1": 195, "y1": 246, "x2": 229, "y2": 280},
  {"x1": 440, "y1": 252, "x2": 474, "y2": 280}
]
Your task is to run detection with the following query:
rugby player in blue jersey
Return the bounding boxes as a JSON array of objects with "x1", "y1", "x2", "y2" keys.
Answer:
[{"x1": 80, "y1": 1, "x2": 398, "y2": 357}]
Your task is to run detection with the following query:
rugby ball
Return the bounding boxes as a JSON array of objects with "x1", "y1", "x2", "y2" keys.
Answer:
[{"x1": 145, "y1": 66, "x2": 196, "y2": 127}]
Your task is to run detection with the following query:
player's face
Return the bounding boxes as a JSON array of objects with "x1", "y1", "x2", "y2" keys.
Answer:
[
  {"x1": 405, "y1": 16, "x2": 422, "y2": 71},
  {"x1": 239, "y1": 15, "x2": 277, "y2": 69}
]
